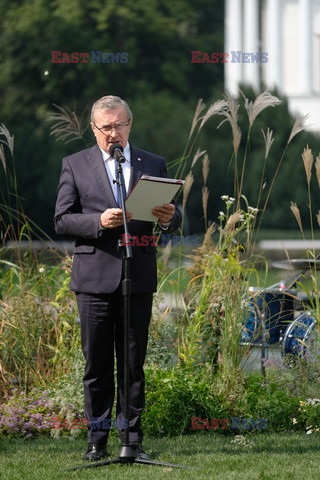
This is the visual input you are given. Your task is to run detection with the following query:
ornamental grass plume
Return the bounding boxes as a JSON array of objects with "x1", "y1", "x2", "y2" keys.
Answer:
[
  {"x1": 261, "y1": 113, "x2": 307, "y2": 221},
  {"x1": 188, "y1": 98, "x2": 206, "y2": 140},
  {"x1": 182, "y1": 172, "x2": 194, "y2": 212},
  {"x1": 202, "y1": 223, "x2": 216, "y2": 250},
  {"x1": 225, "y1": 210, "x2": 242, "y2": 231},
  {"x1": 158, "y1": 238, "x2": 172, "y2": 272},
  {"x1": 202, "y1": 186, "x2": 209, "y2": 229},
  {"x1": 0, "y1": 144, "x2": 6, "y2": 173},
  {"x1": 217, "y1": 95, "x2": 241, "y2": 158},
  {"x1": 191, "y1": 148, "x2": 206, "y2": 169},
  {"x1": 199, "y1": 99, "x2": 228, "y2": 131},
  {"x1": 176, "y1": 100, "x2": 226, "y2": 181},
  {"x1": 261, "y1": 127, "x2": 274, "y2": 160},
  {"x1": 0, "y1": 123, "x2": 27, "y2": 252},
  {"x1": 315, "y1": 155, "x2": 320, "y2": 188},
  {"x1": 202, "y1": 153, "x2": 210, "y2": 185},
  {"x1": 243, "y1": 89, "x2": 281, "y2": 126},
  {"x1": 48, "y1": 103, "x2": 89, "y2": 145},
  {"x1": 254, "y1": 127, "x2": 274, "y2": 217},
  {"x1": 0, "y1": 123, "x2": 15, "y2": 183},
  {"x1": 300, "y1": 146, "x2": 315, "y2": 234},
  {"x1": 0, "y1": 123, "x2": 14, "y2": 156},
  {"x1": 302, "y1": 145, "x2": 313, "y2": 188},
  {"x1": 290, "y1": 202, "x2": 303, "y2": 234},
  {"x1": 287, "y1": 113, "x2": 309, "y2": 145}
]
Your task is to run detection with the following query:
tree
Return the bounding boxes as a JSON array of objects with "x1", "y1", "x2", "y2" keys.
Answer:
[{"x1": 0, "y1": 0, "x2": 224, "y2": 236}]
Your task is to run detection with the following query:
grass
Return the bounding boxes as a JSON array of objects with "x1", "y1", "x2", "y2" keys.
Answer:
[
  {"x1": 158, "y1": 266, "x2": 318, "y2": 295},
  {"x1": 1, "y1": 433, "x2": 320, "y2": 479}
]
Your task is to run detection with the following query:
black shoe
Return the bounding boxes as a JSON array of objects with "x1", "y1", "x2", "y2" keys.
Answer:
[
  {"x1": 84, "y1": 443, "x2": 107, "y2": 461},
  {"x1": 129, "y1": 442, "x2": 149, "y2": 460}
]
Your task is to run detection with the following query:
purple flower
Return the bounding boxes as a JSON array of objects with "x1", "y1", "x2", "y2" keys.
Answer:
[{"x1": 0, "y1": 388, "x2": 81, "y2": 438}]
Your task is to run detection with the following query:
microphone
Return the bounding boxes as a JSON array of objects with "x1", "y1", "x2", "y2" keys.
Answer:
[{"x1": 109, "y1": 143, "x2": 125, "y2": 163}]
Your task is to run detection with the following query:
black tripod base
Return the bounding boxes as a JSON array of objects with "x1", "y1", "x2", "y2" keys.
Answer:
[
  {"x1": 69, "y1": 459, "x2": 188, "y2": 471},
  {"x1": 134, "y1": 458, "x2": 188, "y2": 468},
  {"x1": 69, "y1": 445, "x2": 188, "y2": 471},
  {"x1": 118, "y1": 444, "x2": 136, "y2": 463}
]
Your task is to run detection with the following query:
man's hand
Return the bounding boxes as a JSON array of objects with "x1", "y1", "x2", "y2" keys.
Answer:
[
  {"x1": 100, "y1": 208, "x2": 132, "y2": 229},
  {"x1": 152, "y1": 204, "x2": 175, "y2": 224}
]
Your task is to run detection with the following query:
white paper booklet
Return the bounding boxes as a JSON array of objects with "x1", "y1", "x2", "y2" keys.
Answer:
[{"x1": 125, "y1": 175, "x2": 184, "y2": 221}]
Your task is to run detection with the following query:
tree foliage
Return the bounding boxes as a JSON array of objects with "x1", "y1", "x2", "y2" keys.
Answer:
[{"x1": 0, "y1": 0, "x2": 319, "y2": 236}]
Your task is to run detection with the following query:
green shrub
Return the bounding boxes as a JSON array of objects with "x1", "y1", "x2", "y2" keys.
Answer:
[
  {"x1": 297, "y1": 398, "x2": 320, "y2": 434},
  {"x1": 245, "y1": 375, "x2": 300, "y2": 431},
  {"x1": 143, "y1": 365, "x2": 232, "y2": 437}
]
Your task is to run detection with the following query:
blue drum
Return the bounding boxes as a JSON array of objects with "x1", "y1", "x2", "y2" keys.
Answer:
[
  {"x1": 281, "y1": 312, "x2": 320, "y2": 357},
  {"x1": 241, "y1": 288, "x2": 295, "y2": 345}
]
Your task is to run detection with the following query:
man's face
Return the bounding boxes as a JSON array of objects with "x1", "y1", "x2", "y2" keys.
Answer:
[{"x1": 91, "y1": 106, "x2": 132, "y2": 153}]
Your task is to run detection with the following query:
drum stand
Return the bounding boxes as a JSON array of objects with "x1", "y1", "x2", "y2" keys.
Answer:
[
  {"x1": 260, "y1": 309, "x2": 267, "y2": 378},
  {"x1": 255, "y1": 292, "x2": 271, "y2": 379},
  {"x1": 248, "y1": 286, "x2": 286, "y2": 378}
]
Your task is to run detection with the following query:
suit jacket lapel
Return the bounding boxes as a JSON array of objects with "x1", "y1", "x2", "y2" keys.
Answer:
[
  {"x1": 129, "y1": 145, "x2": 144, "y2": 195},
  {"x1": 87, "y1": 144, "x2": 117, "y2": 206}
]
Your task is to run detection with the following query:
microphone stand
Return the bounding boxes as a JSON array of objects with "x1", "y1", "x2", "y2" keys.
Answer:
[{"x1": 70, "y1": 156, "x2": 187, "y2": 472}]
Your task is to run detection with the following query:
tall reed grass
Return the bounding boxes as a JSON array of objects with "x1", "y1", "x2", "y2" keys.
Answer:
[
  {"x1": 0, "y1": 125, "x2": 80, "y2": 399},
  {"x1": 164, "y1": 90, "x2": 310, "y2": 389},
  {"x1": 29, "y1": 92, "x2": 314, "y2": 395},
  {"x1": 290, "y1": 145, "x2": 320, "y2": 326}
]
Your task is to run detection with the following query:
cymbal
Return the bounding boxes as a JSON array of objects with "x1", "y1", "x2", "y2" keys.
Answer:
[{"x1": 272, "y1": 259, "x2": 320, "y2": 270}]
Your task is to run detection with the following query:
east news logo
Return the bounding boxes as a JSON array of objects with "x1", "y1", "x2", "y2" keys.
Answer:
[
  {"x1": 51, "y1": 51, "x2": 128, "y2": 63},
  {"x1": 191, "y1": 51, "x2": 268, "y2": 63}
]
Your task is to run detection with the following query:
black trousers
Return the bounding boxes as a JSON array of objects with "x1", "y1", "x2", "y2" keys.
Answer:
[{"x1": 76, "y1": 287, "x2": 153, "y2": 445}]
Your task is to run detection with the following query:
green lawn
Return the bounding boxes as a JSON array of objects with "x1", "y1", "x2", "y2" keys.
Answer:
[{"x1": 1, "y1": 433, "x2": 320, "y2": 480}]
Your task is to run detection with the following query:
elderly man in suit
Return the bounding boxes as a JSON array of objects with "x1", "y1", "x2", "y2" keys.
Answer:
[{"x1": 54, "y1": 95, "x2": 181, "y2": 461}]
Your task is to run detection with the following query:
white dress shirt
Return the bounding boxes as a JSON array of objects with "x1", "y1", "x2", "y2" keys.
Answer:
[{"x1": 99, "y1": 143, "x2": 171, "y2": 228}]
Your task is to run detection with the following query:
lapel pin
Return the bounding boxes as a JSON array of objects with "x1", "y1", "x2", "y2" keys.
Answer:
[{"x1": 137, "y1": 157, "x2": 141, "y2": 161}]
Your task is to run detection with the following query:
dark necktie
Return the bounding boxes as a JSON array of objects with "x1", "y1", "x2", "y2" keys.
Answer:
[{"x1": 114, "y1": 159, "x2": 127, "y2": 206}]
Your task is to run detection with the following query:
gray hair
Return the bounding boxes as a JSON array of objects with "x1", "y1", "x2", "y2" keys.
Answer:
[{"x1": 90, "y1": 95, "x2": 133, "y2": 122}]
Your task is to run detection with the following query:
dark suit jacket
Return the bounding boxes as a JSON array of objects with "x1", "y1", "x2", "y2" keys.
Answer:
[{"x1": 54, "y1": 144, "x2": 181, "y2": 294}]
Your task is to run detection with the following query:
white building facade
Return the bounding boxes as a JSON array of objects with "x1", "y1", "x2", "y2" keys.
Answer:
[{"x1": 224, "y1": 0, "x2": 320, "y2": 131}]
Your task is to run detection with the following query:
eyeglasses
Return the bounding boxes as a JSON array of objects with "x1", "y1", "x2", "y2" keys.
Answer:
[{"x1": 93, "y1": 121, "x2": 129, "y2": 134}]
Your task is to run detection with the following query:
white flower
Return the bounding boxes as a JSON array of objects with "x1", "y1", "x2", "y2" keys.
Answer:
[
  {"x1": 231, "y1": 435, "x2": 253, "y2": 448},
  {"x1": 306, "y1": 398, "x2": 320, "y2": 406},
  {"x1": 39, "y1": 267, "x2": 45, "y2": 273},
  {"x1": 221, "y1": 195, "x2": 229, "y2": 201}
]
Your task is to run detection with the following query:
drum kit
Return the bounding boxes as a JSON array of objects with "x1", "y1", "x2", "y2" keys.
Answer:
[{"x1": 240, "y1": 259, "x2": 320, "y2": 373}]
